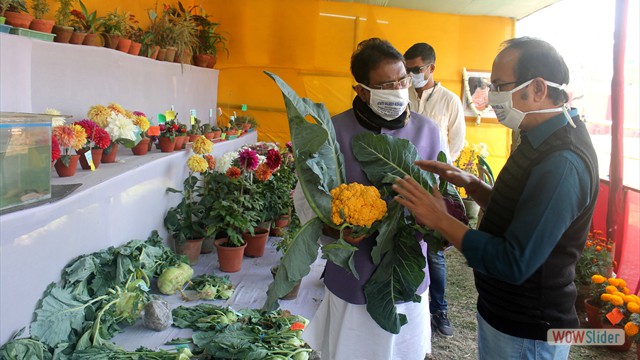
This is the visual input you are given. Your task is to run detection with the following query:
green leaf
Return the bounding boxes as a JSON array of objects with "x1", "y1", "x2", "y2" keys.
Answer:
[
  {"x1": 370, "y1": 202, "x2": 404, "y2": 265},
  {"x1": 364, "y1": 225, "x2": 426, "y2": 334},
  {"x1": 263, "y1": 217, "x2": 322, "y2": 311},
  {"x1": 0, "y1": 337, "x2": 52, "y2": 360},
  {"x1": 264, "y1": 71, "x2": 345, "y2": 225},
  {"x1": 30, "y1": 283, "x2": 89, "y2": 348},
  {"x1": 320, "y1": 239, "x2": 358, "y2": 278}
]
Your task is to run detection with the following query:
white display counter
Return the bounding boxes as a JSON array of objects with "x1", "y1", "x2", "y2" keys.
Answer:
[{"x1": 0, "y1": 133, "x2": 257, "y2": 344}]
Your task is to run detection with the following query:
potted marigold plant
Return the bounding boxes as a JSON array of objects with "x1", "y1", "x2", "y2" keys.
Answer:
[
  {"x1": 164, "y1": 136, "x2": 214, "y2": 265},
  {"x1": 593, "y1": 276, "x2": 638, "y2": 352},
  {"x1": 574, "y1": 230, "x2": 613, "y2": 311}
]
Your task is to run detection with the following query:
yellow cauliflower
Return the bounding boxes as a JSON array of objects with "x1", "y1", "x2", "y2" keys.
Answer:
[{"x1": 330, "y1": 183, "x2": 387, "y2": 227}]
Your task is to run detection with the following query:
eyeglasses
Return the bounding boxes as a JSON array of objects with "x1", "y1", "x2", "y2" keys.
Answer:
[
  {"x1": 406, "y1": 64, "x2": 431, "y2": 75},
  {"x1": 367, "y1": 75, "x2": 412, "y2": 90},
  {"x1": 489, "y1": 81, "x2": 518, "y2": 92}
]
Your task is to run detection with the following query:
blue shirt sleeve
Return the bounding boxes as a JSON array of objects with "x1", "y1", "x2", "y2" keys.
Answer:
[{"x1": 460, "y1": 150, "x2": 591, "y2": 284}]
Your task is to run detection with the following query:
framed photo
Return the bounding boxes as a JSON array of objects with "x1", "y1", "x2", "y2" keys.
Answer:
[{"x1": 462, "y1": 69, "x2": 496, "y2": 119}]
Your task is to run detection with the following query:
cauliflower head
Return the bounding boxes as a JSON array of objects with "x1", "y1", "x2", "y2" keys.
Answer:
[{"x1": 330, "y1": 183, "x2": 387, "y2": 227}]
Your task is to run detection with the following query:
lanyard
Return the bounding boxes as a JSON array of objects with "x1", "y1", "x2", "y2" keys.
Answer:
[{"x1": 423, "y1": 82, "x2": 439, "y2": 104}]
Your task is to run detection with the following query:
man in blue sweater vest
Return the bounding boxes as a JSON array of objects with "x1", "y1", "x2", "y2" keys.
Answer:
[{"x1": 393, "y1": 37, "x2": 599, "y2": 360}]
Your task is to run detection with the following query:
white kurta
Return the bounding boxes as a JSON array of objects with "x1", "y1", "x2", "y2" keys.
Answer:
[{"x1": 409, "y1": 83, "x2": 466, "y2": 160}]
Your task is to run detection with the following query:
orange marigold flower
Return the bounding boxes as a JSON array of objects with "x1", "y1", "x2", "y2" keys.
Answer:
[
  {"x1": 610, "y1": 295, "x2": 624, "y2": 307},
  {"x1": 601, "y1": 293, "x2": 612, "y2": 302},
  {"x1": 607, "y1": 278, "x2": 619, "y2": 287},
  {"x1": 628, "y1": 302, "x2": 640, "y2": 314},
  {"x1": 622, "y1": 287, "x2": 630, "y2": 295},
  {"x1": 591, "y1": 274, "x2": 606, "y2": 284},
  {"x1": 617, "y1": 279, "x2": 627, "y2": 288},
  {"x1": 290, "y1": 322, "x2": 305, "y2": 331},
  {"x1": 624, "y1": 322, "x2": 639, "y2": 337},
  {"x1": 595, "y1": 246, "x2": 602, "y2": 251},
  {"x1": 255, "y1": 163, "x2": 273, "y2": 182},
  {"x1": 226, "y1": 166, "x2": 241, "y2": 179},
  {"x1": 605, "y1": 285, "x2": 618, "y2": 294}
]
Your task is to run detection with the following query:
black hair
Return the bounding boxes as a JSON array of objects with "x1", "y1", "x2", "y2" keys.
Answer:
[
  {"x1": 403, "y1": 42, "x2": 436, "y2": 64},
  {"x1": 501, "y1": 37, "x2": 570, "y2": 105},
  {"x1": 351, "y1": 38, "x2": 404, "y2": 85}
]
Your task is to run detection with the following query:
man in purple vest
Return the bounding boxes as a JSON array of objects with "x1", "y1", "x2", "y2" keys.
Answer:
[
  {"x1": 301, "y1": 38, "x2": 448, "y2": 360},
  {"x1": 393, "y1": 38, "x2": 599, "y2": 360}
]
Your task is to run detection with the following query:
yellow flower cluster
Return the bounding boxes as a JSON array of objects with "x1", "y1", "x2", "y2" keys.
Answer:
[
  {"x1": 87, "y1": 105, "x2": 111, "y2": 128},
  {"x1": 133, "y1": 115, "x2": 150, "y2": 133},
  {"x1": 192, "y1": 136, "x2": 213, "y2": 155},
  {"x1": 72, "y1": 124, "x2": 88, "y2": 151},
  {"x1": 187, "y1": 155, "x2": 208, "y2": 173},
  {"x1": 454, "y1": 141, "x2": 489, "y2": 198},
  {"x1": 330, "y1": 183, "x2": 387, "y2": 227}
]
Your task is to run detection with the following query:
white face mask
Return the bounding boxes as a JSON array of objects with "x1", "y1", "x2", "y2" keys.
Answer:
[
  {"x1": 488, "y1": 79, "x2": 571, "y2": 130},
  {"x1": 410, "y1": 72, "x2": 428, "y2": 89},
  {"x1": 360, "y1": 84, "x2": 409, "y2": 121}
]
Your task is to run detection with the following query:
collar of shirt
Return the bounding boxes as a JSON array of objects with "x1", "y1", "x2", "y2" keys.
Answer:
[{"x1": 524, "y1": 108, "x2": 579, "y2": 148}]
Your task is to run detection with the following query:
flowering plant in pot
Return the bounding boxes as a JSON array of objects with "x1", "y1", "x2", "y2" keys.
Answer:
[
  {"x1": 130, "y1": 111, "x2": 151, "y2": 155},
  {"x1": 69, "y1": 0, "x2": 97, "y2": 34},
  {"x1": 164, "y1": 136, "x2": 214, "y2": 265},
  {"x1": 453, "y1": 141, "x2": 489, "y2": 198},
  {"x1": 73, "y1": 119, "x2": 110, "y2": 169},
  {"x1": 87, "y1": 103, "x2": 142, "y2": 162},
  {"x1": 52, "y1": 123, "x2": 87, "y2": 176},
  {"x1": 3, "y1": 0, "x2": 32, "y2": 29}
]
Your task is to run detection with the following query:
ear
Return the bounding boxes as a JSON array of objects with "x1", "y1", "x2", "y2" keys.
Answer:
[
  {"x1": 354, "y1": 84, "x2": 370, "y2": 104},
  {"x1": 429, "y1": 63, "x2": 435, "y2": 74},
  {"x1": 531, "y1": 77, "x2": 548, "y2": 103}
]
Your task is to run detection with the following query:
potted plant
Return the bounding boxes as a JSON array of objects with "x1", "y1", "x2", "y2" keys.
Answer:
[
  {"x1": 52, "y1": 123, "x2": 87, "y2": 177},
  {"x1": 158, "y1": 119, "x2": 178, "y2": 152},
  {"x1": 73, "y1": 119, "x2": 111, "y2": 170},
  {"x1": 69, "y1": 0, "x2": 100, "y2": 46},
  {"x1": 52, "y1": 0, "x2": 75, "y2": 43},
  {"x1": 87, "y1": 103, "x2": 142, "y2": 163},
  {"x1": 97, "y1": 8, "x2": 130, "y2": 50},
  {"x1": 234, "y1": 114, "x2": 258, "y2": 132},
  {"x1": 588, "y1": 275, "x2": 637, "y2": 352},
  {"x1": 164, "y1": 1, "x2": 199, "y2": 64},
  {"x1": 574, "y1": 230, "x2": 613, "y2": 312},
  {"x1": 29, "y1": 0, "x2": 54, "y2": 33},
  {"x1": 165, "y1": 174, "x2": 206, "y2": 265},
  {"x1": 130, "y1": 111, "x2": 151, "y2": 155},
  {"x1": 200, "y1": 123, "x2": 220, "y2": 141},
  {"x1": 0, "y1": 0, "x2": 11, "y2": 25},
  {"x1": 187, "y1": 116, "x2": 203, "y2": 143},
  {"x1": 453, "y1": 141, "x2": 489, "y2": 227},
  {"x1": 4, "y1": 0, "x2": 32, "y2": 29}
]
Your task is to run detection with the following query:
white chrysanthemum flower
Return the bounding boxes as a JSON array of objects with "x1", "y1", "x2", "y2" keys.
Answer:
[
  {"x1": 44, "y1": 108, "x2": 66, "y2": 127},
  {"x1": 105, "y1": 111, "x2": 137, "y2": 141},
  {"x1": 216, "y1": 151, "x2": 239, "y2": 173},
  {"x1": 257, "y1": 154, "x2": 266, "y2": 165}
]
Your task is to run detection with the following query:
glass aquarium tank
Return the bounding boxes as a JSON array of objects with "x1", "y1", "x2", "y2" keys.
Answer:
[{"x1": 0, "y1": 112, "x2": 53, "y2": 211}]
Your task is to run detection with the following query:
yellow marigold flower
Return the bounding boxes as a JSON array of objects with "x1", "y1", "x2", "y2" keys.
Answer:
[
  {"x1": 330, "y1": 183, "x2": 387, "y2": 227},
  {"x1": 591, "y1": 274, "x2": 606, "y2": 284},
  {"x1": 624, "y1": 322, "x2": 639, "y2": 337},
  {"x1": 87, "y1": 105, "x2": 111, "y2": 128},
  {"x1": 72, "y1": 124, "x2": 87, "y2": 151},
  {"x1": 624, "y1": 295, "x2": 636, "y2": 304},
  {"x1": 628, "y1": 302, "x2": 640, "y2": 314},
  {"x1": 631, "y1": 295, "x2": 640, "y2": 304},
  {"x1": 617, "y1": 279, "x2": 627, "y2": 288},
  {"x1": 610, "y1": 295, "x2": 624, "y2": 307},
  {"x1": 187, "y1": 155, "x2": 208, "y2": 173},
  {"x1": 607, "y1": 278, "x2": 619, "y2": 287},
  {"x1": 605, "y1": 285, "x2": 618, "y2": 294},
  {"x1": 133, "y1": 115, "x2": 150, "y2": 132},
  {"x1": 193, "y1": 136, "x2": 213, "y2": 155}
]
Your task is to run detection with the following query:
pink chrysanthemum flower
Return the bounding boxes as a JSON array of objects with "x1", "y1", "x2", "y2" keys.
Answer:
[
  {"x1": 238, "y1": 148, "x2": 259, "y2": 171},
  {"x1": 93, "y1": 127, "x2": 111, "y2": 149}
]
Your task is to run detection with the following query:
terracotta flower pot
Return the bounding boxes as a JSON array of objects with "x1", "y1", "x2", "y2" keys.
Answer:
[
  {"x1": 131, "y1": 138, "x2": 150, "y2": 155},
  {"x1": 78, "y1": 148, "x2": 103, "y2": 170},
  {"x1": 214, "y1": 238, "x2": 246, "y2": 273},
  {"x1": 204, "y1": 132, "x2": 215, "y2": 140},
  {"x1": 200, "y1": 237, "x2": 215, "y2": 254},
  {"x1": 29, "y1": 19, "x2": 55, "y2": 33},
  {"x1": 115, "y1": 38, "x2": 132, "y2": 53},
  {"x1": 104, "y1": 34, "x2": 120, "y2": 49},
  {"x1": 83, "y1": 33, "x2": 102, "y2": 47},
  {"x1": 584, "y1": 298, "x2": 603, "y2": 329},
  {"x1": 69, "y1": 31, "x2": 86, "y2": 45},
  {"x1": 52, "y1": 25, "x2": 74, "y2": 43},
  {"x1": 175, "y1": 238, "x2": 203, "y2": 265},
  {"x1": 158, "y1": 137, "x2": 175, "y2": 152},
  {"x1": 270, "y1": 215, "x2": 290, "y2": 236},
  {"x1": 101, "y1": 143, "x2": 119, "y2": 163},
  {"x1": 128, "y1": 41, "x2": 142, "y2": 56},
  {"x1": 602, "y1": 324, "x2": 634, "y2": 352},
  {"x1": 271, "y1": 265, "x2": 302, "y2": 300},
  {"x1": 156, "y1": 48, "x2": 167, "y2": 61},
  {"x1": 188, "y1": 134, "x2": 200, "y2": 143},
  {"x1": 54, "y1": 155, "x2": 80, "y2": 177},
  {"x1": 193, "y1": 54, "x2": 209, "y2": 68},
  {"x1": 164, "y1": 47, "x2": 177, "y2": 62},
  {"x1": 242, "y1": 227, "x2": 269, "y2": 257},
  {"x1": 207, "y1": 54, "x2": 217, "y2": 68},
  {"x1": 173, "y1": 135, "x2": 187, "y2": 150},
  {"x1": 4, "y1": 11, "x2": 33, "y2": 29}
]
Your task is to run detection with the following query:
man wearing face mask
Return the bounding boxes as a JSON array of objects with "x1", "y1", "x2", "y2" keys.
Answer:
[
  {"x1": 404, "y1": 42, "x2": 466, "y2": 160},
  {"x1": 392, "y1": 37, "x2": 599, "y2": 359},
  {"x1": 403, "y1": 42, "x2": 466, "y2": 339},
  {"x1": 300, "y1": 38, "x2": 447, "y2": 360}
]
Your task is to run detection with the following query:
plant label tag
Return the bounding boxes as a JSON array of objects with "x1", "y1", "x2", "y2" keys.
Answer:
[
  {"x1": 86, "y1": 151, "x2": 95, "y2": 171},
  {"x1": 606, "y1": 307, "x2": 625, "y2": 325},
  {"x1": 241, "y1": 104, "x2": 248, "y2": 111},
  {"x1": 190, "y1": 116, "x2": 195, "y2": 125},
  {"x1": 147, "y1": 126, "x2": 160, "y2": 136},
  {"x1": 158, "y1": 114, "x2": 166, "y2": 124},
  {"x1": 164, "y1": 110, "x2": 176, "y2": 121}
]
